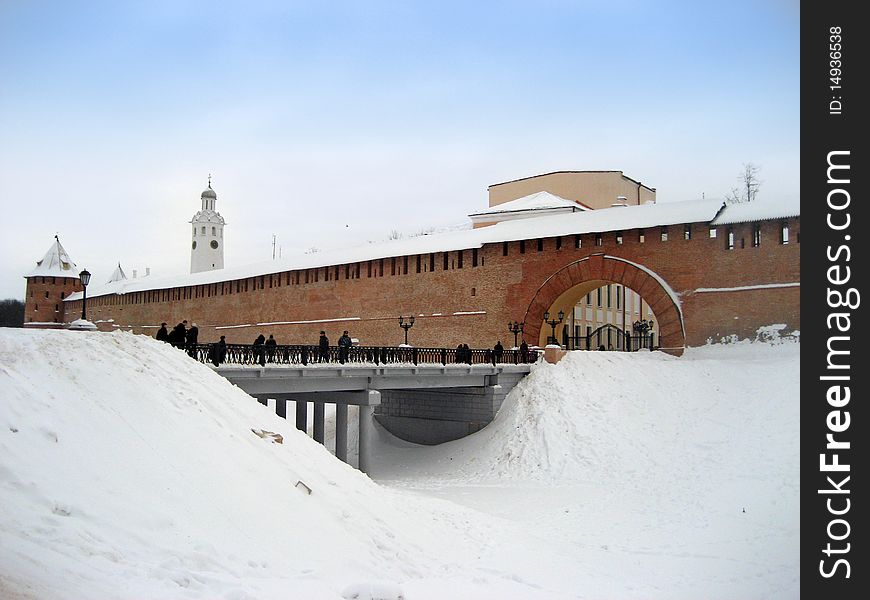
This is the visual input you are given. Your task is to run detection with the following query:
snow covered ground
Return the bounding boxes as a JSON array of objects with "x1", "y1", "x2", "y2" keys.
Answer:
[{"x1": 0, "y1": 328, "x2": 799, "y2": 599}]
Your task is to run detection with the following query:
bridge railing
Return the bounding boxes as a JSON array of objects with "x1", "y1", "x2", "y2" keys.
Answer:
[{"x1": 189, "y1": 343, "x2": 541, "y2": 367}]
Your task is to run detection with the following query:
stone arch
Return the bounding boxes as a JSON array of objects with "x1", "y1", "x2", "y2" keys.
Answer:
[{"x1": 521, "y1": 254, "x2": 686, "y2": 354}]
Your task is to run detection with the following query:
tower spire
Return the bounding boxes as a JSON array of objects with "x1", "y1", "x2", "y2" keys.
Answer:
[{"x1": 208, "y1": 173, "x2": 212, "y2": 189}]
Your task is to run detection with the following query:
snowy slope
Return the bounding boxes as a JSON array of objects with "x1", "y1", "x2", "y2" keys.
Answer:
[{"x1": 1, "y1": 328, "x2": 799, "y2": 599}]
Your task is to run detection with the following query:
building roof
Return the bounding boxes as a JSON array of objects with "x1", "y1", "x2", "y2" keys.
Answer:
[
  {"x1": 710, "y1": 198, "x2": 801, "y2": 226},
  {"x1": 468, "y1": 191, "x2": 588, "y2": 217},
  {"x1": 66, "y1": 198, "x2": 799, "y2": 302},
  {"x1": 107, "y1": 263, "x2": 128, "y2": 283},
  {"x1": 488, "y1": 170, "x2": 656, "y2": 191},
  {"x1": 25, "y1": 236, "x2": 79, "y2": 279}
]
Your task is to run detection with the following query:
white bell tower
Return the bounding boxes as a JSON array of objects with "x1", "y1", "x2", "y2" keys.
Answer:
[{"x1": 190, "y1": 175, "x2": 226, "y2": 273}]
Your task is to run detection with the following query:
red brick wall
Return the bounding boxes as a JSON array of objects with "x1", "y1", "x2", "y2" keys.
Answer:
[
  {"x1": 61, "y1": 217, "x2": 800, "y2": 352},
  {"x1": 24, "y1": 276, "x2": 82, "y2": 327}
]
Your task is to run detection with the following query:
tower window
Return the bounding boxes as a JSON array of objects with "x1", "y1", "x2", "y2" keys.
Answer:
[
  {"x1": 727, "y1": 228, "x2": 735, "y2": 250},
  {"x1": 502, "y1": 242, "x2": 508, "y2": 256},
  {"x1": 709, "y1": 226, "x2": 717, "y2": 238},
  {"x1": 595, "y1": 233, "x2": 602, "y2": 246},
  {"x1": 780, "y1": 222, "x2": 790, "y2": 245},
  {"x1": 752, "y1": 224, "x2": 761, "y2": 247},
  {"x1": 660, "y1": 227, "x2": 669, "y2": 242},
  {"x1": 537, "y1": 239, "x2": 543, "y2": 252},
  {"x1": 472, "y1": 248, "x2": 478, "y2": 267},
  {"x1": 212, "y1": 227, "x2": 216, "y2": 236},
  {"x1": 684, "y1": 224, "x2": 692, "y2": 240},
  {"x1": 639, "y1": 229, "x2": 645, "y2": 243},
  {"x1": 201, "y1": 226, "x2": 206, "y2": 235},
  {"x1": 615, "y1": 232, "x2": 623, "y2": 245}
]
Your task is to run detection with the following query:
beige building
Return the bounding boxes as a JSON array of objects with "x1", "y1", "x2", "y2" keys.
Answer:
[{"x1": 488, "y1": 170, "x2": 656, "y2": 209}]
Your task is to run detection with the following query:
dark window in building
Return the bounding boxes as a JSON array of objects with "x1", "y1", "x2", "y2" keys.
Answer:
[
  {"x1": 471, "y1": 287, "x2": 476, "y2": 297},
  {"x1": 684, "y1": 224, "x2": 692, "y2": 240},
  {"x1": 315, "y1": 268, "x2": 320, "y2": 282},
  {"x1": 752, "y1": 224, "x2": 761, "y2": 247},
  {"x1": 727, "y1": 228, "x2": 735, "y2": 250},
  {"x1": 335, "y1": 266, "x2": 339, "y2": 280},
  {"x1": 537, "y1": 239, "x2": 543, "y2": 252},
  {"x1": 472, "y1": 248, "x2": 478, "y2": 267},
  {"x1": 60, "y1": 291, "x2": 65, "y2": 300},
  {"x1": 379, "y1": 259, "x2": 384, "y2": 276},
  {"x1": 595, "y1": 233, "x2": 602, "y2": 246},
  {"x1": 429, "y1": 253, "x2": 435, "y2": 271},
  {"x1": 502, "y1": 242, "x2": 508, "y2": 256},
  {"x1": 661, "y1": 227, "x2": 669, "y2": 242},
  {"x1": 403, "y1": 256, "x2": 408, "y2": 275},
  {"x1": 367, "y1": 261, "x2": 372, "y2": 278},
  {"x1": 416, "y1": 255, "x2": 421, "y2": 273},
  {"x1": 780, "y1": 222, "x2": 790, "y2": 244},
  {"x1": 606, "y1": 285, "x2": 611, "y2": 308},
  {"x1": 615, "y1": 232, "x2": 623, "y2": 245},
  {"x1": 44, "y1": 291, "x2": 49, "y2": 298},
  {"x1": 51, "y1": 277, "x2": 56, "y2": 284},
  {"x1": 305, "y1": 270, "x2": 310, "y2": 284},
  {"x1": 457, "y1": 250, "x2": 463, "y2": 268},
  {"x1": 575, "y1": 235, "x2": 581, "y2": 249},
  {"x1": 709, "y1": 226, "x2": 717, "y2": 238},
  {"x1": 391, "y1": 257, "x2": 396, "y2": 275},
  {"x1": 740, "y1": 237, "x2": 746, "y2": 249},
  {"x1": 556, "y1": 237, "x2": 562, "y2": 250},
  {"x1": 586, "y1": 293, "x2": 591, "y2": 305},
  {"x1": 597, "y1": 287, "x2": 602, "y2": 305},
  {"x1": 616, "y1": 286, "x2": 622, "y2": 309},
  {"x1": 639, "y1": 229, "x2": 645, "y2": 243},
  {"x1": 520, "y1": 240, "x2": 526, "y2": 254},
  {"x1": 55, "y1": 304, "x2": 59, "y2": 311}
]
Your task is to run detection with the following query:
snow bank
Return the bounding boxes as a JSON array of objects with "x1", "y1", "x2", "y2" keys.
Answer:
[{"x1": 0, "y1": 329, "x2": 492, "y2": 599}]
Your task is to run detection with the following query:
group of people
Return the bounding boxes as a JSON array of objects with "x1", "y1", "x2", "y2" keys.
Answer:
[
  {"x1": 155, "y1": 320, "x2": 199, "y2": 356},
  {"x1": 155, "y1": 324, "x2": 533, "y2": 366}
]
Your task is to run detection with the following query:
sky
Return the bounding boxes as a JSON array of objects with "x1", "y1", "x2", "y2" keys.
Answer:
[{"x1": 0, "y1": 0, "x2": 800, "y2": 300}]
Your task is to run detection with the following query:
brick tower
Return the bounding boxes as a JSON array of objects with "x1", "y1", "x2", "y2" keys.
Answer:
[{"x1": 23, "y1": 236, "x2": 82, "y2": 328}]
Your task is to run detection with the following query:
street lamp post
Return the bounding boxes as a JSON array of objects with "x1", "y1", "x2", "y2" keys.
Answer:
[
  {"x1": 633, "y1": 318, "x2": 654, "y2": 349},
  {"x1": 79, "y1": 269, "x2": 92, "y2": 321},
  {"x1": 507, "y1": 321, "x2": 524, "y2": 348},
  {"x1": 399, "y1": 315, "x2": 415, "y2": 345},
  {"x1": 542, "y1": 309, "x2": 564, "y2": 346}
]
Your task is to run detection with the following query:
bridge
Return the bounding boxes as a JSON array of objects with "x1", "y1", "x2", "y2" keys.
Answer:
[{"x1": 194, "y1": 343, "x2": 539, "y2": 472}]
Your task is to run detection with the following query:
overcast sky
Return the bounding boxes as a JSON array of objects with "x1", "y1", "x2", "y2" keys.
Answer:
[{"x1": 0, "y1": 0, "x2": 799, "y2": 300}]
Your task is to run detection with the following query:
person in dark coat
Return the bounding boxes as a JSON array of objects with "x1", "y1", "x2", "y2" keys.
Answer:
[
  {"x1": 186, "y1": 322, "x2": 199, "y2": 357},
  {"x1": 493, "y1": 341, "x2": 504, "y2": 363},
  {"x1": 217, "y1": 335, "x2": 227, "y2": 364},
  {"x1": 462, "y1": 343, "x2": 471, "y2": 364},
  {"x1": 318, "y1": 331, "x2": 330, "y2": 363},
  {"x1": 265, "y1": 334, "x2": 277, "y2": 363},
  {"x1": 455, "y1": 344, "x2": 464, "y2": 364},
  {"x1": 338, "y1": 330, "x2": 352, "y2": 364},
  {"x1": 155, "y1": 322, "x2": 169, "y2": 343},
  {"x1": 253, "y1": 334, "x2": 266, "y2": 366},
  {"x1": 520, "y1": 340, "x2": 530, "y2": 363},
  {"x1": 170, "y1": 321, "x2": 188, "y2": 349}
]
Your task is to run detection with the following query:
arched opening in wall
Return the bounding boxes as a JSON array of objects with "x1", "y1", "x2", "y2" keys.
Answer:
[
  {"x1": 538, "y1": 280, "x2": 661, "y2": 351},
  {"x1": 521, "y1": 254, "x2": 685, "y2": 355}
]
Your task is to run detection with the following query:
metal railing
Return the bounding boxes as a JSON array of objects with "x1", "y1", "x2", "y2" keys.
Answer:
[
  {"x1": 188, "y1": 343, "x2": 541, "y2": 367},
  {"x1": 566, "y1": 330, "x2": 656, "y2": 352}
]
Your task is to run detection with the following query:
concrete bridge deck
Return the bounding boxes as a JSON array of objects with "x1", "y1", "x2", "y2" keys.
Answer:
[{"x1": 214, "y1": 363, "x2": 534, "y2": 472}]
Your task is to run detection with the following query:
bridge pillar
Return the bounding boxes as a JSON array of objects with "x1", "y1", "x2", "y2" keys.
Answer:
[
  {"x1": 295, "y1": 400, "x2": 307, "y2": 433},
  {"x1": 335, "y1": 403, "x2": 348, "y2": 463},
  {"x1": 276, "y1": 398, "x2": 287, "y2": 419},
  {"x1": 313, "y1": 402, "x2": 325, "y2": 444},
  {"x1": 358, "y1": 390, "x2": 381, "y2": 474}
]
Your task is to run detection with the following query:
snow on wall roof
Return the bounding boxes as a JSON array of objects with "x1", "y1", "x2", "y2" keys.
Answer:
[
  {"x1": 66, "y1": 198, "x2": 799, "y2": 302},
  {"x1": 711, "y1": 199, "x2": 800, "y2": 226},
  {"x1": 25, "y1": 237, "x2": 79, "y2": 279},
  {"x1": 468, "y1": 191, "x2": 586, "y2": 217}
]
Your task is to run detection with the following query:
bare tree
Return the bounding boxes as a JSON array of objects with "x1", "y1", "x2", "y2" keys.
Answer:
[
  {"x1": 725, "y1": 163, "x2": 761, "y2": 204},
  {"x1": 0, "y1": 299, "x2": 25, "y2": 327}
]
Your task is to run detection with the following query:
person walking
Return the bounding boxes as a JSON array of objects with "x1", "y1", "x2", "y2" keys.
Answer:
[
  {"x1": 186, "y1": 322, "x2": 199, "y2": 357},
  {"x1": 318, "y1": 331, "x2": 330, "y2": 363},
  {"x1": 253, "y1": 333, "x2": 266, "y2": 366},
  {"x1": 217, "y1": 335, "x2": 227, "y2": 365},
  {"x1": 170, "y1": 321, "x2": 188, "y2": 349},
  {"x1": 265, "y1": 334, "x2": 277, "y2": 363},
  {"x1": 338, "y1": 330, "x2": 352, "y2": 364},
  {"x1": 493, "y1": 340, "x2": 504, "y2": 363},
  {"x1": 155, "y1": 322, "x2": 169, "y2": 343},
  {"x1": 520, "y1": 340, "x2": 530, "y2": 363}
]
